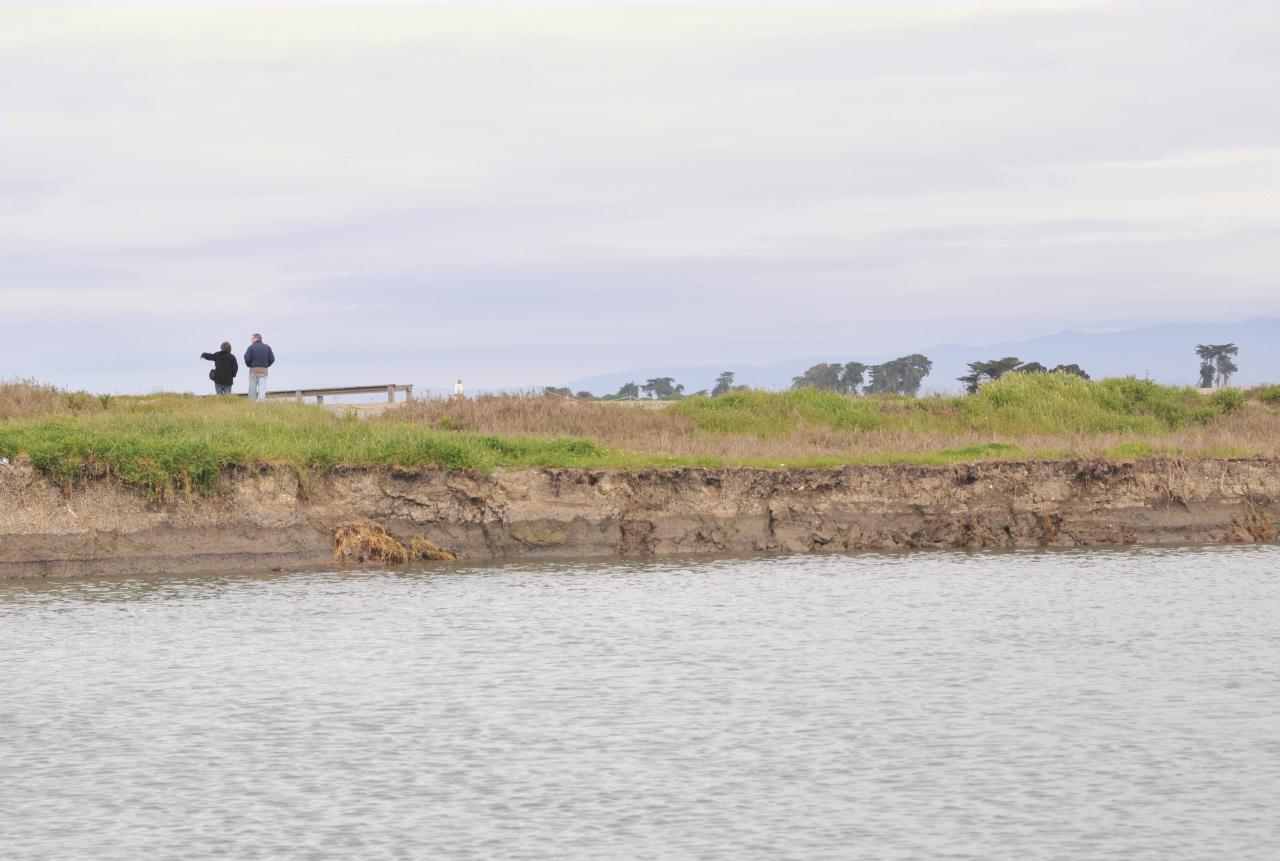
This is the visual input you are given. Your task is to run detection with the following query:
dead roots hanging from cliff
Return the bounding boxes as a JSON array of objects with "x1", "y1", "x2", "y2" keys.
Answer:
[{"x1": 332, "y1": 524, "x2": 456, "y2": 564}]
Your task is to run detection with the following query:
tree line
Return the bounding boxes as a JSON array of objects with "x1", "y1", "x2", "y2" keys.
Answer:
[
  {"x1": 957, "y1": 359, "x2": 1089, "y2": 394},
  {"x1": 789, "y1": 355, "x2": 935, "y2": 396},
  {"x1": 543, "y1": 342, "x2": 1241, "y2": 400}
]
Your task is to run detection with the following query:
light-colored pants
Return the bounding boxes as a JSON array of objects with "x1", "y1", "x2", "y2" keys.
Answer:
[
  {"x1": 247, "y1": 371, "x2": 268, "y2": 402},
  {"x1": 214, "y1": 383, "x2": 233, "y2": 396}
]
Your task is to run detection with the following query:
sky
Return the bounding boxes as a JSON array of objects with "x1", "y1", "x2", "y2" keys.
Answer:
[{"x1": 3, "y1": 2, "x2": 1279, "y2": 394}]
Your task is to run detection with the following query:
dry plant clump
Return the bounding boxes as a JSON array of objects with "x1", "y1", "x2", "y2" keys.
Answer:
[
  {"x1": 408, "y1": 537, "x2": 457, "y2": 561},
  {"x1": 333, "y1": 523, "x2": 456, "y2": 564}
]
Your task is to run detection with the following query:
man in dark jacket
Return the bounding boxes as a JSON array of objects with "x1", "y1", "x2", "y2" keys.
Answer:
[
  {"x1": 244, "y1": 333, "x2": 275, "y2": 402},
  {"x1": 201, "y1": 341, "x2": 238, "y2": 396}
]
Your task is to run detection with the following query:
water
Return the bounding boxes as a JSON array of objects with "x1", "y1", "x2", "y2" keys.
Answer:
[{"x1": 2, "y1": 548, "x2": 1278, "y2": 860}]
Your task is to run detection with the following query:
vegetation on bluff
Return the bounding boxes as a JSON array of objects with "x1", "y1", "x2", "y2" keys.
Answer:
[{"x1": 1, "y1": 374, "x2": 1276, "y2": 497}]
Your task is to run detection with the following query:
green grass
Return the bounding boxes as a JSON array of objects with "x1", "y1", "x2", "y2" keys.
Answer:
[
  {"x1": 0, "y1": 374, "x2": 1265, "y2": 496},
  {"x1": 0, "y1": 397, "x2": 628, "y2": 497},
  {"x1": 671, "y1": 373, "x2": 1226, "y2": 437}
]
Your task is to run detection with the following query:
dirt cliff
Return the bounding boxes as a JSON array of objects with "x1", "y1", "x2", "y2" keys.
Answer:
[{"x1": 2, "y1": 457, "x2": 1278, "y2": 578}]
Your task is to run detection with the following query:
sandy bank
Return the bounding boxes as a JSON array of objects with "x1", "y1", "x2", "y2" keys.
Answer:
[{"x1": 2, "y1": 457, "x2": 1277, "y2": 578}]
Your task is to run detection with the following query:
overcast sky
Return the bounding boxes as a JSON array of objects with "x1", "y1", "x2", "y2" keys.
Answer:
[{"x1": 3, "y1": 2, "x2": 1279, "y2": 394}]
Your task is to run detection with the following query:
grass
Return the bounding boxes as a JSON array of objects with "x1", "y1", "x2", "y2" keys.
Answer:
[
  {"x1": 0, "y1": 390, "x2": 627, "y2": 497},
  {"x1": 670, "y1": 375, "x2": 1228, "y2": 437},
  {"x1": 3, "y1": 374, "x2": 1280, "y2": 496}
]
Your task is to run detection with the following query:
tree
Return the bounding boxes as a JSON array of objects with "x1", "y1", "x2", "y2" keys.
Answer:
[
  {"x1": 1215, "y1": 344, "x2": 1239, "y2": 387},
  {"x1": 861, "y1": 355, "x2": 933, "y2": 396},
  {"x1": 612, "y1": 381, "x2": 640, "y2": 399},
  {"x1": 575, "y1": 391, "x2": 595, "y2": 400},
  {"x1": 893, "y1": 354, "x2": 933, "y2": 396},
  {"x1": 791, "y1": 363, "x2": 845, "y2": 392},
  {"x1": 711, "y1": 371, "x2": 736, "y2": 397},
  {"x1": 958, "y1": 356, "x2": 1023, "y2": 394},
  {"x1": 641, "y1": 377, "x2": 684, "y2": 400},
  {"x1": 840, "y1": 362, "x2": 867, "y2": 394},
  {"x1": 1197, "y1": 358, "x2": 1216, "y2": 388},
  {"x1": 1195, "y1": 345, "x2": 1217, "y2": 387},
  {"x1": 542, "y1": 386, "x2": 572, "y2": 398},
  {"x1": 1015, "y1": 361, "x2": 1047, "y2": 374},
  {"x1": 1195, "y1": 344, "x2": 1239, "y2": 387},
  {"x1": 1050, "y1": 364, "x2": 1090, "y2": 379}
]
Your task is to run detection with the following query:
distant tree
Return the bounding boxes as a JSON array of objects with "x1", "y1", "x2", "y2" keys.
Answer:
[
  {"x1": 641, "y1": 377, "x2": 684, "y2": 400},
  {"x1": 1197, "y1": 360, "x2": 1216, "y2": 388},
  {"x1": 543, "y1": 386, "x2": 572, "y2": 398},
  {"x1": 1195, "y1": 344, "x2": 1239, "y2": 387},
  {"x1": 613, "y1": 381, "x2": 640, "y2": 399},
  {"x1": 1050, "y1": 363, "x2": 1090, "y2": 379},
  {"x1": 791, "y1": 363, "x2": 845, "y2": 392},
  {"x1": 959, "y1": 356, "x2": 1023, "y2": 394},
  {"x1": 894, "y1": 354, "x2": 933, "y2": 396},
  {"x1": 1015, "y1": 362, "x2": 1047, "y2": 374},
  {"x1": 711, "y1": 371, "x2": 736, "y2": 397},
  {"x1": 1195, "y1": 345, "x2": 1217, "y2": 387},
  {"x1": 1215, "y1": 344, "x2": 1239, "y2": 387},
  {"x1": 865, "y1": 354, "x2": 932, "y2": 395},
  {"x1": 575, "y1": 391, "x2": 595, "y2": 400},
  {"x1": 840, "y1": 362, "x2": 867, "y2": 394},
  {"x1": 985, "y1": 357, "x2": 1024, "y2": 380}
]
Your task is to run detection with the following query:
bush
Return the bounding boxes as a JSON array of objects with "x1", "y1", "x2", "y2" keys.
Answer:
[
  {"x1": 1252, "y1": 384, "x2": 1280, "y2": 405},
  {"x1": 1208, "y1": 388, "x2": 1245, "y2": 414}
]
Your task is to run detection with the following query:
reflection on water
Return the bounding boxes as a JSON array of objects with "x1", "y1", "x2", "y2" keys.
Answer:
[{"x1": 3, "y1": 547, "x2": 1279, "y2": 860}]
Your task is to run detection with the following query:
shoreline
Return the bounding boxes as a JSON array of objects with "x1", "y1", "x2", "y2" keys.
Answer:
[{"x1": 3, "y1": 457, "x2": 1278, "y2": 579}]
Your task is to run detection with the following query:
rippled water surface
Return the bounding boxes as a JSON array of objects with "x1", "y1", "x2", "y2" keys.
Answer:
[{"x1": 3, "y1": 547, "x2": 1279, "y2": 860}]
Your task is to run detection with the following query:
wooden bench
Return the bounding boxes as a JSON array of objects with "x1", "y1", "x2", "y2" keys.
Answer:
[{"x1": 234, "y1": 384, "x2": 414, "y2": 404}]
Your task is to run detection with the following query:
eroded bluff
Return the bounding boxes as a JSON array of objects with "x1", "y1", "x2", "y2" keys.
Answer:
[{"x1": 2, "y1": 458, "x2": 1278, "y2": 578}]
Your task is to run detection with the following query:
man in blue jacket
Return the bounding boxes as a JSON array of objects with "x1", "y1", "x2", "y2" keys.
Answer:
[{"x1": 244, "y1": 333, "x2": 276, "y2": 402}]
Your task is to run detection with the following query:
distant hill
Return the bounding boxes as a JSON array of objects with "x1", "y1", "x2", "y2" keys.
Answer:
[{"x1": 563, "y1": 318, "x2": 1280, "y2": 396}]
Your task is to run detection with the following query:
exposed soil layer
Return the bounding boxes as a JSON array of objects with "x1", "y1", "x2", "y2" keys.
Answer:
[{"x1": 2, "y1": 457, "x2": 1278, "y2": 578}]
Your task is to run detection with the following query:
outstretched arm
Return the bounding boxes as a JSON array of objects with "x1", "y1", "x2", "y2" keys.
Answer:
[{"x1": 201, "y1": 352, "x2": 215, "y2": 361}]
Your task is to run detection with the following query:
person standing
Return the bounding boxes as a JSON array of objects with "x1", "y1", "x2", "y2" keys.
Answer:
[
  {"x1": 200, "y1": 341, "x2": 238, "y2": 395},
  {"x1": 244, "y1": 333, "x2": 276, "y2": 402}
]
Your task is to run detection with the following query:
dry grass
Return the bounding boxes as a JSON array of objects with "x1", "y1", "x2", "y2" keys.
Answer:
[
  {"x1": 385, "y1": 388, "x2": 1280, "y2": 464},
  {"x1": 333, "y1": 523, "x2": 456, "y2": 564},
  {"x1": 392, "y1": 393, "x2": 691, "y2": 441},
  {"x1": 0, "y1": 380, "x2": 107, "y2": 420}
]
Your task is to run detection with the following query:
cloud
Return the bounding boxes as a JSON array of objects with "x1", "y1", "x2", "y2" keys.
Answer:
[{"x1": 2, "y1": 2, "x2": 1279, "y2": 393}]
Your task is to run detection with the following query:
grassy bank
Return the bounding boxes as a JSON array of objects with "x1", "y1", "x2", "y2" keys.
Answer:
[
  {"x1": 0, "y1": 389, "x2": 622, "y2": 496},
  {"x1": 393, "y1": 373, "x2": 1272, "y2": 464},
  {"x1": 2, "y1": 375, "x2": 1277, "y2": 497}
]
